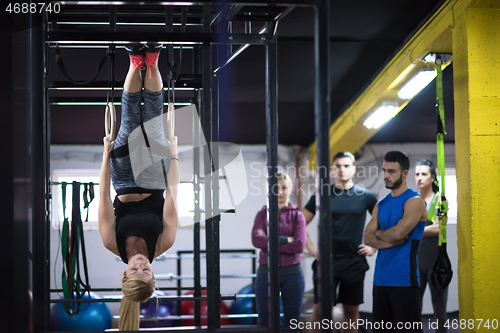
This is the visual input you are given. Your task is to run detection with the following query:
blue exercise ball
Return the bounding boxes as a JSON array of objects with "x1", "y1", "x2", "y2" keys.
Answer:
[
  {"x1": 230, "y1": 284, "x2": 254, "y2": 325},
  {"x1": 140, "y1": 290, "x2": 177, "y2": 328},
  {"x1": 50, "y1": 291, "x2": 112, "y2": 332},
  {"x1": 230, "y1": 284, "x2": 284, "y2": 325}
]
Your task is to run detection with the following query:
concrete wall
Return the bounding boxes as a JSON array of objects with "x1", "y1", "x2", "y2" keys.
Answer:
[{"x1": 49, "y1": 142, "x2": 458, "y2": 317}]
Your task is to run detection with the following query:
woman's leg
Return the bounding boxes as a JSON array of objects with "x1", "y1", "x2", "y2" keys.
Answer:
[
  {"x1": 254, "y1": 272, "x2": 269, "y2": 327},
  {"x1": 124, "y1": 43, "x2": 144, "y2": 93},
  {"x1": 144, "y1": 43, "x2": 163, "y2": 92},
  {"x1": 123, "y1": 61, "x2": 143, "y2": 93},
  {"x1": 280, "y1": 271, "x2": 305, "y2": 330},
  {"x1": 110, "y1": 45, "x2": 145, "y2": 192}
]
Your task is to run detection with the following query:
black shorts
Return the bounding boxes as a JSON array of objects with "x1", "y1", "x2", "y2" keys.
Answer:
[
  {"x1": 312, "y1": 259, "x2": 364, "y2": 305},
  {"x1": 372, "y1": 285, "x2": 423, "y2": 332}
]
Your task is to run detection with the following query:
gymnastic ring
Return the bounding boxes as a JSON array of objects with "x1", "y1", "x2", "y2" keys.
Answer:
[
  {"x1": 167, "y1": 102, "x2": 175, "y2": 138},
  {"x1": 105, "y1": 102, "x2": 116, "y2": 141}
]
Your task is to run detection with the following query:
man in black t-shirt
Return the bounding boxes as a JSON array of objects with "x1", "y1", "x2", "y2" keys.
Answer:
[{"x1": 301, "y1": 152, "x2": 377, "y2": 333}]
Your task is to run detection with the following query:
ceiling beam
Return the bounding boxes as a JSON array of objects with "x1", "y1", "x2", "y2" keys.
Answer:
[{"x1": 307, "y1": 0, "x2": 459, "y2": 169}]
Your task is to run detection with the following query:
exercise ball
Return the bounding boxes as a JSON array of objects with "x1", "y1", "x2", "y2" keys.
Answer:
[
  {"x1": 181, "y1": 290, "x2": 230, "y2": 326},
  {"x1": 50, "y1": 291, "x2": 112, "y2": 332},
  {"x1": 140, "y1": 290, "x2": 178, "y2": 328},
  {"x1": 230, "y1": 284, "x2": 284, "y2": 325},
  {"x1": 230, "y1": 284, "x2": 255, "y2": 325}
]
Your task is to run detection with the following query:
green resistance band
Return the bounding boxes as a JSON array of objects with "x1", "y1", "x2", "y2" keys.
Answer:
[
  {"x1": 436, "y1": 61, "x2": 449, "y2": 246},
  {"x1": 61, "y1": 182, "x2": 84, "y2": 316}
]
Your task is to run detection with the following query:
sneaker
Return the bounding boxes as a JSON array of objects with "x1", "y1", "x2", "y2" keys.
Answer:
[
  {"x1": 125, "y1": 43, "x2": 145, "y2": 72},
  {"x1": 144, "y1": 43, "x2": 163, "y2": 77},
  {"x1": 144, "y1": 43, "x2": 163, "y2": 54},
  {"x1": 125, "y1": 43, "x2": 146, "y2": 55}
]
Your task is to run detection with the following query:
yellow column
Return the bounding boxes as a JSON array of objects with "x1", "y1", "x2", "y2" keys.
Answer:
[{"x1": 453, "y1": 4, "x2": 500, "y2": 331}]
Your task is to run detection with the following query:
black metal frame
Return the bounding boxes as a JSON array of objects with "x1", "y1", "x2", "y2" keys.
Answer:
[
  {"x1": 4, "y1": 1, "x2": 332, "y2": 332},
  {"x1": 174, "y1": 249, "x2": 258, "y2": 324}
]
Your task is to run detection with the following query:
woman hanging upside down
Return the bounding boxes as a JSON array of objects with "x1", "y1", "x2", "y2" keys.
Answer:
[{"x1": 98, "y1": 42, "x2": 179, "y2": 331}]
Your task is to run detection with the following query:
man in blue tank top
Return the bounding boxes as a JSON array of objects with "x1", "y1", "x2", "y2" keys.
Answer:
[{"x1": 364, "y1": 151, "x2": 427, "y2": 332}]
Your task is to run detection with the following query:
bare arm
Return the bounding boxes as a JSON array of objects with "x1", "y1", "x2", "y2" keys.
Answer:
[
  {"x1": 300, "y1": 207, "x2": 318, "y2": 257},
  {"x1": 363, "y1": 203, "x2": 403, "y2": 250},
  {"x1": 157, "y1": 136, "x2": 179, "y2": 255},
  {"x1": 375, "y1": 197, "x2": 427, "y2": 243},
  {"x1": 422, "y1": 197, "x2": 445, "y2": 238},
  {"x1": 98, "y1": 135, "x2": 119, "y2": 255},
  {"x1": 422, "y1": 222, "x2": 439, "y2": 237}
]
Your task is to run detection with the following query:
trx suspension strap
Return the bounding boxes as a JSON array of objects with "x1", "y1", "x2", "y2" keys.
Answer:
[
  {"x1": 56, "y1": 7, "x2": 117, "y2": 87},
  {"x1": 105, "y1": 9, "x2": 117, "y2": 141},
  {"x1": 56, "y1": 46, "x2": 111, "y2": 86},
  {"x1": 430, "y1": 60, "x2": 453, "y2": 290},
  {"x1": 82, "y1": 182, "x2": 95, "y2": 222},
  {"x1": 61, "y1": 182, "x2": 92, "y2": 316}
]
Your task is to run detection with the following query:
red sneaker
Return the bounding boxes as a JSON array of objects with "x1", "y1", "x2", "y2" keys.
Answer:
[
  {"x1": 125, "y1": 43, "x2": 145, "y2": 72},
  {"x1": 144, "y1": 43, "x2": 163, "y2": 78}
]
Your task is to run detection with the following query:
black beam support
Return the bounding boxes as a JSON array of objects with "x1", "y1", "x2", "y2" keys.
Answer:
[
  {"x1": 202, "y1": 4, "x2": 219, "y2": 333},
  {"x1": 45, "y1": 31, "x2": 270, "y2": 45},
  {"x1": 193, "y1": 45, "x2": 202, "y2": 328},
  {"x1": 210, "y1": 7, "x2": 222, "y2": 330},
  {"x1": 4, "y1": 13, "x2": 49, "y2": 333},
  {"x1": 314, "y1": 1, "x2": 333, "y2": 331},
  {"x1": 176, "y1": 250, "x2": 183, "y2": 318},
  {"x1": 0, "y1": 14, "x2": 30, "y2": 333},
  {"x1": 265, "y1": 28, "x2": 280, "y2": 333},
  {"x1": 57, "y1": 0, "x2": 316, "y2": 6},
  {"x1": 48, "y1": 76, "x2": 203, "y2": 89},
  {"x1": 48, "y1": 96, "x2": 194, "y2": 105},
  {"x1": 33, "y1": 17, "x2": 51, "y2": 333}
]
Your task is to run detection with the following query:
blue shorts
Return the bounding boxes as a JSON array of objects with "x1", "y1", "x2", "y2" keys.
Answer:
[{"x1": 110, "y1": 89, "x2": 170, "y2": 194}]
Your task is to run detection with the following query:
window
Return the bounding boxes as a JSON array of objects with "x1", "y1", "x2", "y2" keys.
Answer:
[
  {"x1": 178, "y1": 182, "x2": 205, "y2": 228},
  {"x1": 52, "y1": 169, "x2": 114, "y2": 229},
  {"x1": 444, "y1": 168, "x2": 457, "y2": 223}
]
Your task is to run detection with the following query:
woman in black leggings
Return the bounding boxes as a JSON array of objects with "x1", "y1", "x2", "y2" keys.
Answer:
[
  {"x1": 415, "y1": 159, "x2": 448, "y2": 332},
  {"x1": 98, "y1": 43, "x2": 178, "y2": 331}
]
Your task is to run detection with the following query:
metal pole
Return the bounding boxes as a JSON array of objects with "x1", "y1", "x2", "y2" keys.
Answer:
[
  {"x1": 210, "y1": 17, "x2": 222, "y2": 331},
  {"x1": 252, "y1": 249, "x2": 257, "y2": 325},
  {"x1": 314, "y1": 2, "x2": 333, "y2": 330},
  {"x1": 1, "y1": 15, "x2": 31, "y2": 333},
  {"x1": 202, "y1": 4, "x2": 219, "y2": 332},
  {"x1": 265, "y1": 29, "x2": 280, "y2": 333},
  {"x1": 32, "y1": 17, "x2": 50, "y2": 332},
  {"x1": 177, "y1": 250, "x2": 183, "y2": 319},
  {"x1": 193, "y1": 44, "x2": 202, "y2": 328}
]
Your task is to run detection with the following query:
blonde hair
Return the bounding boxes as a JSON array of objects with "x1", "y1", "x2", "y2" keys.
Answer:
[
  {"x1": 118, "y1": 273, "x2": 156, "y2": 331},
  {"x1": 276, "y1": 172, "x2": 293, "y2": 187}
]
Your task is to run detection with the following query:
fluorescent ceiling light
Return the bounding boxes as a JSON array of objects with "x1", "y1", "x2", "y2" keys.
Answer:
[
  {"x1": 363, "y1": 102, "x2": 399, "y2": 129},
  {"x1": 397, "y1": 71, "x2": 436, "y2": 99},
  {"x1": 423, "y1": 53, "x2": 437, "y2": 63}
]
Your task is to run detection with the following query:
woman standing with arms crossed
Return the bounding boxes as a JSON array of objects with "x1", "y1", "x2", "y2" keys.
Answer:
[{"x1": 251, "y1": 172, "x2": 306, "y2": 330}]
